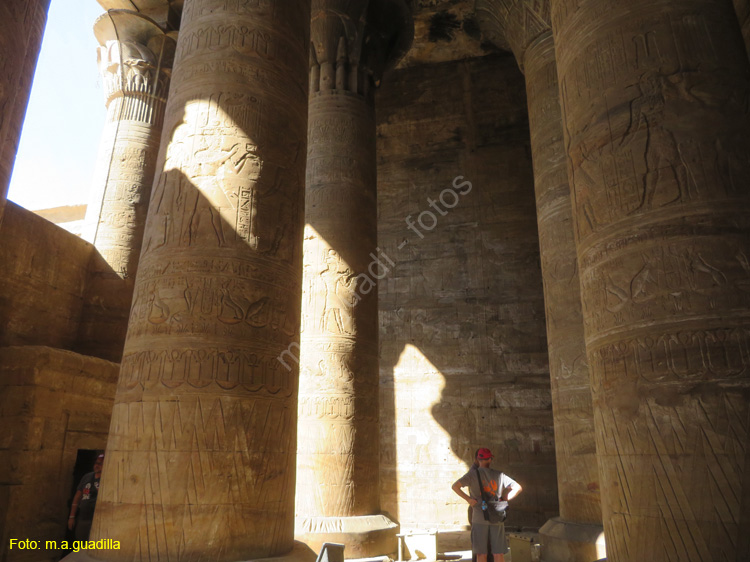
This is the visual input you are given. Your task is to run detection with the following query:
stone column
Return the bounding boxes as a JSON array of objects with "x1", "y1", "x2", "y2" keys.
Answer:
[
  {"x1": 550, "y1": 0, "x2": 750, "y2": 560},
  {"x1": 77, "y1": 10, "x2": 175, "y2": 362},
  {"x1": 0, "y1": 0, "x2": 50, "y2": 228},
  {"x1": 89, "y1": 1, "x2": 310, "y2": 560},
  {"x1": 295, "y1": 1, "x2": 412, "y2": 557},
  {"x1": 476, "y1": 2, "x2": 604, "y2": 560}
]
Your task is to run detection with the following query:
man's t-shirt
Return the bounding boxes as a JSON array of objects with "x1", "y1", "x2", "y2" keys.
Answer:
[
  {"x1": 458, "y1": 467, "x2": 518, "y2": 525},
  {"x1": 76, "y1": 472, "x2": 100, "y2": 521}
]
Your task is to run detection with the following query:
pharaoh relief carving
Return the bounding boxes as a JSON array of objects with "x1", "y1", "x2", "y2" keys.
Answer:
[
  {"x1": 318, "y1": 248, "x2": 359, "y2": 336},
  {"x1": 556, "y1": 8, "x2": 750, "y2": 239},
  {"x1": 296, "y1": 0, "x2": 412, "y2": 543},
  {"x1": 143, "y1": 94, "x2": 301, "y2": 265}
]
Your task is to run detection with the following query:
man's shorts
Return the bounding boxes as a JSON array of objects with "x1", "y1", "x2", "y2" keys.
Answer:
[{"x1": 470, "y1": 522, "x2": 508, "y2": 555}]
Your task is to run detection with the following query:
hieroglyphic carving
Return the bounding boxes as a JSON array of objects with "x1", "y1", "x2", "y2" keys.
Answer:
[
  {"x1": 96, "y1": 393, "x2": 298, "y2": 561},
  {"x1": 77, "y1": 11, "x2": 177, "y2": 361},
  {"x1": 582, "y1": 240, "x2": 750, "y2": 337},
  {"x1": 524, "y1": 32, "x2": 603, "y2": 531},
  {"x1": 118, "y1": 347, "x2": 295, "y2": 395},
  {"x1": 90, "y1": 9, "x2": 176, "y2": 203},
  {"x1": 125, "y1": 269, "x2": 299, "y2": 341},
  {"x1": 90, "y1": 1, "x2": 310, "y2": 560},
  {"x1": 594, "y1": 384, "x2": 748, "y2": 560},
  {"x1": 551, "y1": 0, "x2": 750, "y2": 557},
  {"x1": 297, "y1": 95, "x2": 380, "y2": 525},
  {"x1": 143, "y1": 94, "x2": 301, "y2": 264},
  {"x1": 295, "y1": 3, "x2": 411, "y2": 554},
  {"x1": 591, "y1": 327, "x2": 750, "y2": 385},
  {"x1": 477, "y1": 3, "x2": 603, "y2": 533}
]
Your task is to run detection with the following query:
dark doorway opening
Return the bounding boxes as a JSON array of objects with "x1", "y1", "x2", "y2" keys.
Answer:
[{"x1": 60, "y1": 449, "x2": 103, "y2": 558}]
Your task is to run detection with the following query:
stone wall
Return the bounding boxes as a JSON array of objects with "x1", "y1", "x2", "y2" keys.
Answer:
[
  {"x1": 0, "y1": 202, "x2": 92, "y2": 350},
  {"x1": 0, "y1": 347, "x2": 118, "y2": 562},
  {"x1": 377, "y1": 53, "x2": 558, "y2": 530}
]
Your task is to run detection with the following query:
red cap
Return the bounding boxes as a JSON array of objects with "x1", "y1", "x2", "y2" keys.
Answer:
[{"x1": 477, "y1": 448, "x2": 493, "y2": 460}]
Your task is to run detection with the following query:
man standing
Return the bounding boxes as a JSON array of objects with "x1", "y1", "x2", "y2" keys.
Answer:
[
  {"x1": 452, "y1": 448, "x2": 522, "y2": 562},
  {"x1": 68, "y1": 453, "x2": 104, "y2": 540}
]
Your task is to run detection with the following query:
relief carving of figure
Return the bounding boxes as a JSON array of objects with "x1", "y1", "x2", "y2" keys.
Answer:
[
  {"x1": 571, "y1": 138, "x2": 603, "y2": 237},
  {"x1": 186, "y1": 137, "x2": 260, "y2": 247},
  {"x1": 620, "y1": 71, "x2": 692, "y2": 212},
  {"x1": 319, "y1": 249, "x2": 358, "y2": 335}
]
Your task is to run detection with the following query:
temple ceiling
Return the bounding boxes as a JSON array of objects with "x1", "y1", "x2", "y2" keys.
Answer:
[
  {"x1": 397, "y1": 0, "x2": 508, "y2": 67},
  {"x1": 95, "y1": 0, "x2": 508, "y2": 67}
]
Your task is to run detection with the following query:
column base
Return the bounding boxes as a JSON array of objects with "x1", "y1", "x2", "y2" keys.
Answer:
[
  {"x1": 61, "y1": 541, "x2": 317, "y2": 562},
  {"x1": 538, "y1": 517, "x2": 605, "y2": 562},
  {"x1": 295, "y1": 514, "x2": 399, "y2": 558}
]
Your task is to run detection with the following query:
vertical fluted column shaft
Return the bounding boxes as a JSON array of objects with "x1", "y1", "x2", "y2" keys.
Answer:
[
  {"x1": 78, "y1": 11, "x2": 175, "y2": 362},
  {"x1": 551, "y1": 0, "x2": 750, "y2": 560},
  {"x1": 525, "y1": 31, "x2": 601, "y2": 527},
  {"x1": 0, "y1": 0, "x2": 50, "y2": 227},
  {"x1": 90, "y1": 0, "x2": 310, "y2": 560}
]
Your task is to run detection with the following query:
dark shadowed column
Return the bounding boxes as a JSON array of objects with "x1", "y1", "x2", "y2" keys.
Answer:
[
  {"x1": 77, "y1": 10, "x2": 175, "y2": 362},
  {"x1": 295, "y1": 1, "x2": 412, "y2": 556},
  {"x1": 0, "y1": 0, "x2": 50, "y2": 228},
  {"x1": 89, "y1": 0, "x2": 310, "y2": 560},
  {"x1": 551, "y1": 0, "x2": 750, "y2": 559},
  {"x1": 476, "y1": 2, "x2": 604, "y2": 560},
  {"x1": 733, "y1": 0, "x2": 750, "y2": 58}
]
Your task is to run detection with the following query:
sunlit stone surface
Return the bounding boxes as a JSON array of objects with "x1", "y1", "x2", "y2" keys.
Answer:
[
  {"x1": 78, "y1": 10, "x2": 175, "y2": 362},
  {"x1": 1, "y1": 2, "x2": 750, "y2": 561},
  {"x1": 90, "y1": 1, "x2": 310, "y2": 560},
  {"x1": 295, "y1": 1, "x2": 412, "y2": 556}
]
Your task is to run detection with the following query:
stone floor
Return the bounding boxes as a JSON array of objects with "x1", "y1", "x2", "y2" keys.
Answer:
[{"x1": 355, "y1": 529, "x2": 541, "y2": 562}]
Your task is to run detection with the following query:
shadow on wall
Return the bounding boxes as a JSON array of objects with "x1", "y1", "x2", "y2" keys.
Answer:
[{"x1": 376, "y1": 53, "x2": 559, "y2": 532}]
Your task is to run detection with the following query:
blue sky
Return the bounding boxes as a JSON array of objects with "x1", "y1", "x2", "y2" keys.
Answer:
[{"x1": 8, "y1": 0, "x2": 106, "y2": 210}]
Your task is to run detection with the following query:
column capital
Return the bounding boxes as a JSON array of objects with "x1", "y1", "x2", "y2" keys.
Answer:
[
  {"x1": 309, "y1": 0, "x2": 414, "y2": 95},
  {"x1": 94, "y1": 10, "x2": 176, "y2": 112},
  {"x1": 96, "y1": 0, "x2": 182, "y2": 30},
  {"x1": 475, "y1": 0, "x2": 551, "y2": 71}
]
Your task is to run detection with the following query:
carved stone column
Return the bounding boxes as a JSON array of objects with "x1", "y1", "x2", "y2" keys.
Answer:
[
  {"x1": 550, "y1": 0, "x2": 750, "y2": 559},
  {"x1": 295, "y1": 1, "x2": 412, "y2": 557},
  {"x1": 0, "y1": 0, "x2": 50, "y2": 227},
  {"x1": 89, "y1": 1, "x2": 310, "y2": 560},
  {"x1": 475, "y1": 2, "x2": 604, "y2": 560},
  {"x1": 77, "y1": 10, "x2": 175, "y2": 361}
]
